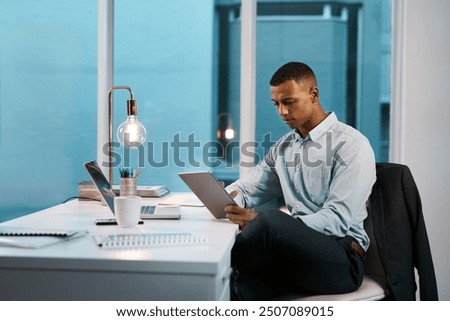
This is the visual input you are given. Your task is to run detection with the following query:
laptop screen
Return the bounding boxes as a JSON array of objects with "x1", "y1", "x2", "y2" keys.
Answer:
[{"x1": 84, "y1": 160, "x2": 116, "y2": 214}]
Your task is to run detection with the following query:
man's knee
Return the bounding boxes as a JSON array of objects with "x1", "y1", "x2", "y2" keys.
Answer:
[{"x1": 258, "y1": 208, "x2": 297, "y2": 226}]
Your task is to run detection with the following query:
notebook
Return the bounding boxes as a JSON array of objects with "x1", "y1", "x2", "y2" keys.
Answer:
[
  {"x1": 0, "y1": 226, "x2": 83, "y2": 237},
  {"x1": 178, "y1": 172, "x2": 237, "y2": 219},
  {"x1": 159, "y1": 193, "x2": 204, "y2": 207},
  {"x1": 0, "y1": 227, "x2": 88, "y2": 249},
  {"x1": 84, "y1": 160, "x2": 180, "y2": 220}
]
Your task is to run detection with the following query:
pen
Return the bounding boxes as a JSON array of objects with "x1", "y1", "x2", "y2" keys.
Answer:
[{"x1": 119, "y1": 168, "x2": 141, "y2": 178}]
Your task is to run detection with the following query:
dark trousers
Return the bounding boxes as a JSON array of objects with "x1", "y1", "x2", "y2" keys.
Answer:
[{"x1": 231, "y1": 209, "x2": 364, "y2": 300}]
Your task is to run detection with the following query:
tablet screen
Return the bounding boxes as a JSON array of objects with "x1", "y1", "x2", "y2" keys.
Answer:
[{"x1": 179, "y1": 172, "x2": 237, "y2": 219}]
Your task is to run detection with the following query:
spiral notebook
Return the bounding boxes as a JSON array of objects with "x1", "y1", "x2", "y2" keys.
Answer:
[
  {"x1": 94, "y1": 232, "x2": 208, "y2": 249},
  {"x1": 0, "y1": 227, "x2": 88, "y2": 249},
  {"x1": 0, "y1": 226, "x2": 82, "y2": 237}
]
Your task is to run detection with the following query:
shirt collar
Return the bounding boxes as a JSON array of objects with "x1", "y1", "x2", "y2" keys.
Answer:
[{"x1": 292, "y1": 112, "x2": 337, "y2": 142}]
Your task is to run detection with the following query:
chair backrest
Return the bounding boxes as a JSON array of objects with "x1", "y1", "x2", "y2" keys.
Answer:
[{"x1": 366, "y1": 163, "x2": 438, "y2": 300}]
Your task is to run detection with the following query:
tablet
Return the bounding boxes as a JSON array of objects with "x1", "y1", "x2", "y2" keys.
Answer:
[{"x1": 178, "y1": 172, "x2": 237, "y2": 219}]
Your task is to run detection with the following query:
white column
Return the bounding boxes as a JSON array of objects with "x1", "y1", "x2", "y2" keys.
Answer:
[
  {"x1": 390, "y1": 0, "x2": 406, "y2": 163},
  {"x1": 239, "y1": 0, "x2": 257, "y2": 177},
  {"x1": 97, "y1": 0, "x2": 114, "y2": 173}
]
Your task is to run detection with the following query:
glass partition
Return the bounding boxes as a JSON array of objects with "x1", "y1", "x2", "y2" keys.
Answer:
[
  {"x1": 0, "y1": 1, "x2": 97, "y2": 221},
  {"x1": 0, "y1": 0, "x2": 391, "y2": 222},
  {"x1": 113, "y1": 0, "x2": 216, "y2": 191},
  {"x1": 213, "y1": 0, "x2": 391, "y2": 183}
]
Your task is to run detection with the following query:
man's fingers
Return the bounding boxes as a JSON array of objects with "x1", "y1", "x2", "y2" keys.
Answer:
[
  {"x1": 226, "y1": 208, "x2": 257, "y2": 226},
  {"x1": 226, "y1": 213, "x2": 246, "y2": 227}
]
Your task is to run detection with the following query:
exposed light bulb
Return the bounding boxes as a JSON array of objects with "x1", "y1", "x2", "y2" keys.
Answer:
[
  {"x1": 224, "y1": 128, "x2": 235, "y2": 140},
  {"x1": 117, "y1": 115, "x2": 147, "y2": 148}
]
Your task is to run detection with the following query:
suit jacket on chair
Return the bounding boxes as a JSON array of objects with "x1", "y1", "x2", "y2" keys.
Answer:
[{"x1": 369, "y1": 163, "x2": 438, "y2": 300}]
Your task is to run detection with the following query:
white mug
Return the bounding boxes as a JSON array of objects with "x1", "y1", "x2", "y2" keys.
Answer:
[{"x1": 114, "y1": 196, "x2": 141, "y2": 228}]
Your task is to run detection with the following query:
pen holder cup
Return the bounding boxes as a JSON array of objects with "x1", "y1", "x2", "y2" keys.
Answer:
[{"x1": 120, "y1": 177, "x2": 137, "y2": 196}]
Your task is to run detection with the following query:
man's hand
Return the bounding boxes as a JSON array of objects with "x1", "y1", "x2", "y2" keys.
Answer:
[
  {"x1": 225, "y1": 205, "x2": 257, "y2": 229},
  {"x1": 225, "y1": 190, "x2": 256, "y2": 229}
]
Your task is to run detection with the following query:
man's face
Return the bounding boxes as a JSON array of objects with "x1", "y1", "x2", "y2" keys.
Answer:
[{"x1": 270, "y1": 79, "x2": 317, "y2": 132}]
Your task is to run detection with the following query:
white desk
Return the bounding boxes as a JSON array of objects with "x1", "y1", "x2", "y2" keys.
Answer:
[{"x1": 0, "y1": 197, "x2": 238, "y2": 300}]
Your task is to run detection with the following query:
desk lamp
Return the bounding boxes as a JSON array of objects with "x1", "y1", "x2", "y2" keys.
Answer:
[{"x1": 107, "y1": 86, "x2": 147, "y2": 184}]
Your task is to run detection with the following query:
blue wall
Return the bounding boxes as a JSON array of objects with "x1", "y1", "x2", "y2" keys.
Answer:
[{"x1": 0, "y1": 0, "x2": 97, "y2": 220}]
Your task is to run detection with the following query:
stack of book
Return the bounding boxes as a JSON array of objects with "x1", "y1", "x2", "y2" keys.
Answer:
[
  {"x1": 78, "y1": 181, "x2": 170, "y2": 199},
  {"x1": 112, "y1": 185, "x2": 170, "y2": 197},
  {"x1": 78, "y1": 181, "x2": 102, "y2": 201}
]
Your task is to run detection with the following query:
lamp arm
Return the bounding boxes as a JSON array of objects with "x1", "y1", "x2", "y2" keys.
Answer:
[{"x1": 108, "y1": 85, "x2": 134, "y2": 100}]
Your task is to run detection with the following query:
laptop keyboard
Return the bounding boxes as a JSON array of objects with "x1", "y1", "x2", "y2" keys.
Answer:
[{"x1": 140, "y1": 205, "x2": 156, "y2": 214}]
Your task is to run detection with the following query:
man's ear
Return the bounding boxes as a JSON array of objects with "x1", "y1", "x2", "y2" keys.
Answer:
[{"x1": 310, "y1": 86, "x2": 319, "y2": 102}]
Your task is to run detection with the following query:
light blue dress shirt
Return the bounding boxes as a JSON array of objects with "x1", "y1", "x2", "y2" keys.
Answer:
[{"x1": 227, "y1": 112, "x2": 376, "y2": 251}]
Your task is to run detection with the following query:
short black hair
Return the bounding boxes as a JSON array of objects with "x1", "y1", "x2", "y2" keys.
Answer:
[{"x1": 269, "y1": 62, "x2": 316, "y2": 86}]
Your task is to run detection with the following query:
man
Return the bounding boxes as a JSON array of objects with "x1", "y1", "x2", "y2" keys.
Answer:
[{"x1": 225, "y1": 62, "x2": 376, "y2": 300}]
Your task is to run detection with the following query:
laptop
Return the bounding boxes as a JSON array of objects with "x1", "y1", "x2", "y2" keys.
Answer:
[
  {"x1": 178, "y1": 172, "x2": 237, "y2": 219},
  {"x1": 84, "y1": 160, "x2": 180, "y2": 220}
]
